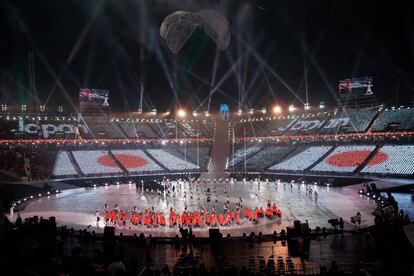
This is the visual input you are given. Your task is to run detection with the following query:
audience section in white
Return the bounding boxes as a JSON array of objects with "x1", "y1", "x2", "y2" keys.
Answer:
[
  {"x1": 361, "y1": 145, "x2": 414, "y2": 175},
  {"x1": 72, "y1": 150, "x2": 123, "y2": 175},
  {"x1": 312, "y1": 145, "x2": 376, "y2": 173},
  {"x1": 111, "y1": 149, "x2": 163, "y2": 173},
  {"x1": 146, "y1": 149, "x2": 199, "y2": 171},
  {"x1": 52, "y1": 151, "x2": 78, "y2": 176},
  {"x1": 269, "y1": 146, "x2": 332, "y2": 171}
]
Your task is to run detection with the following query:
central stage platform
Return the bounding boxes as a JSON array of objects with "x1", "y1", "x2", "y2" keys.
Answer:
[{"x1": 12, "y1": 180, "x2": 379, "y2": 237}]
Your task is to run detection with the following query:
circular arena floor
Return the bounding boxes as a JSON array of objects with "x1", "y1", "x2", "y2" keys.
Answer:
[{"x1": 14, "y1": 180, "x2": 378, "y2": 237}]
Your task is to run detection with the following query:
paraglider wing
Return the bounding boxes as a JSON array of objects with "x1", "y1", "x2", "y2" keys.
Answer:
[
  {"x1": 196, "y1": 10, "x2": 230, "y2": 50},
  {"x1": 160, "y1": 10, "x2": 230, "y2": 53}
]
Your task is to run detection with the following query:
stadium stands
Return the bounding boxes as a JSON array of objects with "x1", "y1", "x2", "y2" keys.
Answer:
[
  {"x1": 361, "y1": 145, "x2": 414, "y2": 175},
  {"x1": 312, "y1": 145, "x2": 376, "y2": 173},
  {"x1": 118, "y1": 121, "x2": 139, "y2": 138},
  {"x1": 319, "y1": 111, "x2": 378, "y2": 134},
  {"x1": 85, "y1": 123, "x2": 125, "y2": 138},
  {"x1": 241, "y1": 145, "x2": 293, "y2": 172},
  {"x1": 234, "y1": 117, "x2": 293, "y2": 137},
  {"x1": 372, "y1": 108, "x2": 414, "y2": 131},
  {"x1": 269, "y1": 146, "x2": 332, "y2": 171},
  {"x1": 283, "y1": 113, "x2": 332, "y2": 135},
  {"x1": 173, "y1": 144, "x2": 211, "y2": 170},
  {"x1": 52, "y1": 151, "x2": 78, "y2": 176},
  {"x1": 111, "y1": 149, "x2": 164, "y2": 173},
  {"x1": 227, "y1": 143, "x2": 263, "y2": 168},
  {"x1": 72, "y1": 150, "x2": 123, "y2": 175},
  {"x1": 146, "y1": 149, "x2": 199, "y2": 171}
]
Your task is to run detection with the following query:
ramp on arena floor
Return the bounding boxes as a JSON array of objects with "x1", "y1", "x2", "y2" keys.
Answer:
[{"x1": 201, "y1": 120, "x2": 229, "y2": 179}]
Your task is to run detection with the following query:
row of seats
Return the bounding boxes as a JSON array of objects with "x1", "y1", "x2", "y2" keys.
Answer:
[
  {"x1": 372, "y1": 108, "x2": 414, "y2": 131},
  {"x1": 52, "y1": 151, "x2": 77, "y2": 176},
  {"x1": 146, "y1": 149, "x2": 199, "y2": 171},
  {"x1": 269, "y1": 146, "x2": 332, "y2": 171},
  {"x1": 233, "y1": 119, "x2": 292, "y2": 137},
  {"x1": 227, "y1": 144, "x2": 263, "y2": 168},
  {"x1": 242, "y1": 146, "x2": 293, "y2": 171},
  {"x1": 111, "y1": 149, "x2": 163, "y2": 173},
  {"x1": 361, "y1": 145, "x2": 414, "y2": 175},
  {"x1": 234, "y1": 110, "x2": 379, "y2": 138},
  {"x1": 52, "y1": 147, "x2": 202, "y2": 177},
  {"x1": 72, "y1": 150, "x2": 124, "y2": 175},
  {"x1": 319, "y1": 111, "x2": 378, "y2": 134},
  {"x1": 0, "y1": 118, "x2": 214, "y2": 140},
  {"x1": 312, "y1": 145, "x2": 376, "y2": 173}
]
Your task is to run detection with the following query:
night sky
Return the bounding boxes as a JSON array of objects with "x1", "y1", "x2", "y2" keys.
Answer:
[{"x1": 1, "y1": 0, "x2": 413, "y2": 113}]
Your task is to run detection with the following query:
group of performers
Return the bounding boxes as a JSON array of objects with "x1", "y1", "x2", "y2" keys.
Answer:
[{"x1": 100, "y1": 200, "x2": 282, "y2": 229}]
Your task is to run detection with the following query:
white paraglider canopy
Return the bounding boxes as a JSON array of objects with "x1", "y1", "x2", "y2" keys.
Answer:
[{"x1": 159, "y1": 9, "x2": 230, "y2": 54}]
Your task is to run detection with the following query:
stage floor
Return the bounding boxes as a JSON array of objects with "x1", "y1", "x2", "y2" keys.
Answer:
[{"x1": 12, "y1": 180, "x2": 379, "y2": 237}]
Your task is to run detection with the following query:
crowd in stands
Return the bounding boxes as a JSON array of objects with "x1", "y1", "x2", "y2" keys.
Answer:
[
  {"x1": 311, "y1": 145, "x2": 376, "y2": 173},
  {"x1": 0, "y1": 146, "x2": 26, "y2": 181},
  {"x1": 227, "y1": 144, "x2": 263, "y2": 168},
  {"x1": 0, "y1": 140, "x2": 212, "y2": 181},
  {"x1": 361, "y1": 145, "x2": 414, "y2": 175},
  {"x1": 233, "y1": 107, "x2": 414, "y2": 138},
  {"x1": 228, "y1": 145, "x2": 294, "y2": 172},
  {"x1": 372, "y1": 107, "x2": 414, "y2": 131},
  {"x1": 111, "y1": 149, "x2": 163, "y2": 173},
  {"x1": 146, "y1": 149, "x2": 199, "y2": 171},
  {"x1": 0, "y1": 115, "x2": 215, "y2": 140},
  {"x1": 73, "y1": 150, "x2": 124, "y2": 175},
  {"x1": 52, "y1": 151, "x2": 78, "y2": 176},
  {"x1": 269, "y1": 146, "x2": 332, "y2": 172}
]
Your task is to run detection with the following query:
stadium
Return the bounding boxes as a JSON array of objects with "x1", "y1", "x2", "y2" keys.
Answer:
[{"x1": 1, "y1": 1, "x2": 414, "y2": 275}]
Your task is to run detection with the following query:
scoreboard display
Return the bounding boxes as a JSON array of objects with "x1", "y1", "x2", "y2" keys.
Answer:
[
  {"x1": 339, "y1": 77, "x2": 373, "y2": 98},
  {"x1": 79, "y1": 88, "x2": 110, "y2": 113}
]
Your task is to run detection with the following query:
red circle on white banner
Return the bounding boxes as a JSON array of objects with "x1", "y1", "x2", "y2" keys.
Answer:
[
  {"x1": 326, "y1": 150, "x2": 388, "y2": 167},
  {"x1": 98, "y1": 154, "x2": 149, "y2": 168}
]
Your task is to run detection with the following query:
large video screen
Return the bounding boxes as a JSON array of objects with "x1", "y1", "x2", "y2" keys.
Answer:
[
  {"x1": 339, "y1": 77, "x2": 373, "y2": 98},
  {"x1": 79, "y1": 88, "x2": 110, "y2": 111}
]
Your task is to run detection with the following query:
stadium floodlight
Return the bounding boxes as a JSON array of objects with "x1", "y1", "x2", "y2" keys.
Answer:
[
  {"x1": 151, "y1": 109, "x2": 157, "y2": 115},
  {"x1": 192, "y1": 111, "x2": 198, "y2": 117},
  {"x1": 237, "y1": 109, "x2": 242, "y2": 116},
  {"x1": 1, "y1": 104, "x2": 7, "y2": 112},
  {"x1": 288, "y1": 105, "x2": 296, "y2": 113},
  {"x1": 319, "y1": 102, "x2": 325, "y2": 109},
  {"x1": 177, "y1": 109, "x2": 186, "y2": 118},
  {"x1": 137, "y1": 108, "x2": 143, "y2": 114},
  {"x1": 58, "y1": 106, "x2": 63, "y2": 113},
  {"x1": 261, "y1": 108, "x2": 267, "y2": 114},
  {"x1": 304, "y1": 103, "x2": 310, "y2": 110},
  {"x1": 273, "y1": 105, "x2": 282, "y2": 114},
  {"x1": 40, "y1": 105, "x2": 46, "y2": 112},
  {"x1": 249, "y1": 108, "x2": 254, "y2": 115},
  {"x1": 204, "y1": 111, "x2": 210, "y2": 117}
]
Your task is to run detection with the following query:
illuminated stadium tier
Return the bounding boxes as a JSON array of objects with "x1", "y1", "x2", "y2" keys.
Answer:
[
  {"x1": 360, "y1": 145, "x2": 414, "y2": 175},
  {"x1": 269, "y1": 146, "x2": 332, "y2": 172},
  {"x1": 372, "y1": 108, "x2": 414, "y2": 131},
  {"x1": 72, "y1": 150, "x2": 124, "y2": 175},
  {"x1": 146, "y1": 149, "x2": 199, "y2": 171},
  {"x1": 228, "y1": 145, "x2": 294, "y2": 172},
  {"x1": 52, "y1": 151, "x2": 78, "y2": 176},
  {"x1": 244, "y1": 146, "x2": 294, "y2": 171},
  {"x1": 110, "y1": 150, "x2": 164, "y2": 173},
  {"x1": 311, "y1": 145, "x2": 376, "y2": 173},
  {"x1": 227, "y1": 143, "x2": 263, "y2": 168}
]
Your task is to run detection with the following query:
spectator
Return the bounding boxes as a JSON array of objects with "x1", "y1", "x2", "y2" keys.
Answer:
[
  {"x1": 338, "y1": 217, "x2": 344, "y2": 232},
  {"x1": 108, "y1": 256, "x2": 126, "y2": 276}
]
